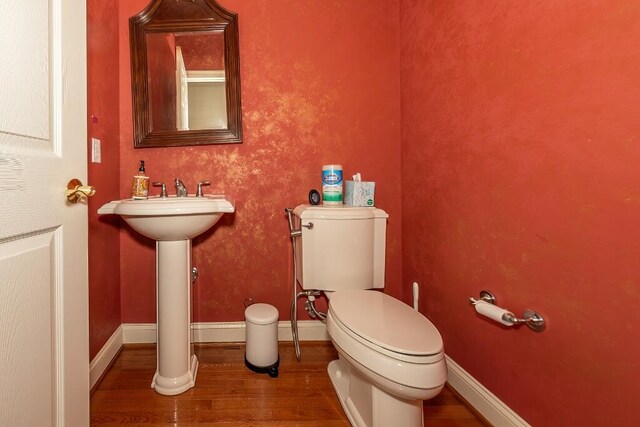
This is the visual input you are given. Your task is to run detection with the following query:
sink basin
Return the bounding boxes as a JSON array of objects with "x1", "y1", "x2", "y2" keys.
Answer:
[
  {"x1": 98, "y1": 195, "x2": 234, "y2": 240},
  {"x1": 98, "y1": 194, "x2": 235, "y2": 395}
]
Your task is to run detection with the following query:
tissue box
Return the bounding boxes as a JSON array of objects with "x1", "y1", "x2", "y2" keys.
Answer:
[{"x1": 345, "y1": 181, "x2": 375, "y2": 207}]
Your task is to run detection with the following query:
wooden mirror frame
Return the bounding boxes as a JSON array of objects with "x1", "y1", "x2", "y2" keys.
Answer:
[{"x1": 130, "y1": 0, "x2": 242, "y2": 148}]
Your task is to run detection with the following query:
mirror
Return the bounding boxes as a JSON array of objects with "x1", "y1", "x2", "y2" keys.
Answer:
[{"x1": 130, "y1": 0, "x2": 242, "y2": 148}]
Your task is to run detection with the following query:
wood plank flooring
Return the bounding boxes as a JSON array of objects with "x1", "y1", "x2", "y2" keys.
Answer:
[{"x1": 91, "y1": 342, "x2": 489, "y2": 426}]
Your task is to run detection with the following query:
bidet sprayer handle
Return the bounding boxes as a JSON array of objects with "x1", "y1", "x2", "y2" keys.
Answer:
[
  {"x1": 284, "y1": 208, "x2": 294, "y2": 230},
  {"x1": 284, "y1": 208, "x2": 302, "y2": 238}
]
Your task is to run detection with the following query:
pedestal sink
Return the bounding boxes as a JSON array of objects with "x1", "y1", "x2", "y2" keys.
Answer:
[{"x1": 98, "y1": 195, "x2": 234, "y2": 395}]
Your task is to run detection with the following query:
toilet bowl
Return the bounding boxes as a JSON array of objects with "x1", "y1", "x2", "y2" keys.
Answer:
[
  {"x1": 326, "y1": 290, "x2": 447, "y2": 426},
  {"x1": 291, "y1": 205, "x2": 447, "y2": 426}
]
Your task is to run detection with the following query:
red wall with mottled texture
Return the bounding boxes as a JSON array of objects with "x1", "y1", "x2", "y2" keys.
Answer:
[
  {"x1": 147, "y1": 34, "x2": 177, "y2": 131},
  {"x1": 118, "y1": 0, "x2": 402, "y2": 323},
  {"x1": 87, "y1": 0, "x2": 121, "y2": 359},
  {"x1": 400, "y1": 1, "x2": 640, "y2": 425},
  {"x1": 176, "y1": 34, "x2": 224, "y2": 70}
]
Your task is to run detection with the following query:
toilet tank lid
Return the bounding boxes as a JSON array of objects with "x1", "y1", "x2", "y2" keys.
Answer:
[
  {"x1": 293, "y1": 204, "x2": 388, "y2": 220},
  {"x1": 329, "y1": 290, "x2": 443, "y2": 356}
]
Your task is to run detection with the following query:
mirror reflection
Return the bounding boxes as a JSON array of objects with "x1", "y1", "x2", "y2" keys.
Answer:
[{"x1": 147, "y1": 31, "x2": 227, "y2": 132}]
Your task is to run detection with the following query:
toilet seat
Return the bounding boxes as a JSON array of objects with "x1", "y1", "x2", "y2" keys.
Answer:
[{"x1": 328, "y1": 290, "x2": 444, "y2": 364}]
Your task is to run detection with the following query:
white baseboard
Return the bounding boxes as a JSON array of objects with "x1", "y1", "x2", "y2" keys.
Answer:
[
  {"x1": 89, "y1": 325, "x2": 123, "y2": 390},
  {"x1": 446, "y1": 355, "x2": 530, "y2": 427},
  {"x1": 121, "y1": 320, "x2": 329, "y2": 344},
  {"x1": 121, "y1": 323, "x2": 156, "y2": 344}
]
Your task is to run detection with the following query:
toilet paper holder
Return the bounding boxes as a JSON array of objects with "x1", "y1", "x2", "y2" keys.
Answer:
[{"x1": 469, "y1": 290, "x2": 546, "y2": 332}]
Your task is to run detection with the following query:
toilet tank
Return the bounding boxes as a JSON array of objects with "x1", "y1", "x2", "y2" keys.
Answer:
[{"x1": 293, "y1": 205, "x2": 388, "y2": 291}]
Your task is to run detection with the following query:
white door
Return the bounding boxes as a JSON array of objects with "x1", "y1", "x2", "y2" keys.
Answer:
[{"x1": 0, "y1": 0, "x2": 89, "y2": 425}]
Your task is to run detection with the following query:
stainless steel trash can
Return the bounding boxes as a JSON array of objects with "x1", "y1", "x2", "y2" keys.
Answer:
[{"x1": 244, "y1": 303, "x2": 279, "y2": 377}]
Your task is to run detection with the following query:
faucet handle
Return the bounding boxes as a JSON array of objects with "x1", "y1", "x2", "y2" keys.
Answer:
[
  {"x1": 152, "y1": 182, "x2": 167, "y2": 198},
  {"x1": 196, "y1": 180, "x2": 211, "y2": 197}
]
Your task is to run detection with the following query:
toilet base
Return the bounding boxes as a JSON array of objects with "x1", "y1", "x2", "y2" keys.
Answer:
[{"x1": 328, "y1": 358, "x2": 424, "y2": 427}]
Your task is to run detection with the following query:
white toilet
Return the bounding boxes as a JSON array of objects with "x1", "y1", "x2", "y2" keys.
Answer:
[{"x1": 293, "y1": 205, "x2": 447, "y2": 427}]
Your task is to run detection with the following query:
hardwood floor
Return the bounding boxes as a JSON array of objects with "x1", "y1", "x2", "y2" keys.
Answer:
[{"x1": 91, "y1": 342, "x2": 489, "y2": 426}]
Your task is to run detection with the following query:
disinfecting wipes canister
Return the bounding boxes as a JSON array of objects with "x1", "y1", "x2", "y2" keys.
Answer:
[{"x1": 322, "y1": 164, "x2": 343, "y2": 204}]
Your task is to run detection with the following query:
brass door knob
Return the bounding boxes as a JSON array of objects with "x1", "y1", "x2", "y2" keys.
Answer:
[{"x1": 66, "y1": 178, "x2": 95, "y2": 203}]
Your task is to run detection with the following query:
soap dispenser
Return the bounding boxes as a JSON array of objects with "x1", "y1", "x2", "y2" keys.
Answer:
[{"x1": 131, "y1": 160, "x2": 149, "y2": 199}]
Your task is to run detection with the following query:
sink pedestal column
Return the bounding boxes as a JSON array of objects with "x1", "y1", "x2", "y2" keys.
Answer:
[{"x1": 151, "y1": 239, "x2": 198, "y2": 395}]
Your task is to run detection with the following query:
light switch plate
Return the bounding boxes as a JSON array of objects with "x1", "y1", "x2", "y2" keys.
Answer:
[{"x1": 91, "y1": 138, "x2": 101, "y2": 163}]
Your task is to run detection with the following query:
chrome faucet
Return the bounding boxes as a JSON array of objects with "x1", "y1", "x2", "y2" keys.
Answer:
[{"x1": 175, "y1": 178, "x2": 188, "y2": 197}]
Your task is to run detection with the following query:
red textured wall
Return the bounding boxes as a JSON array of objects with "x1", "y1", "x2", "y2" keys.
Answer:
[
  {"x1": 87, "y1": 0, "x2": 121, "y2": 359},
  {"x1": 175, "y1": 33, "x2": 224, "y2": 70},
  {"x1": 400, "y1": 1, "x2": 640, "y2": 425},
  {"x1": 118, "y1": 0, "x2": 402, "y2": 323},
  {"x1": 147, "y1": 33, "x2": 177, "y2": 131}
]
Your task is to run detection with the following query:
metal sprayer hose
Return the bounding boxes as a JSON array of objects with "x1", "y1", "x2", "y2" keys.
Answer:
[{"x1": 290, "y1": 235, "x2": 301, "y2": 362}]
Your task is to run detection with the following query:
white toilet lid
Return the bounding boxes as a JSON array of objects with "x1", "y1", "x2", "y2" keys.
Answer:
[{"x1": 328, "y1": 290, "x2": 443, "y2": 356}]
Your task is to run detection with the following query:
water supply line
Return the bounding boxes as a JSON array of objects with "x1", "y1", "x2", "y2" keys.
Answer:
[{"x1": 304, "y1": 294, "x2": 327, "y2": 321}]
